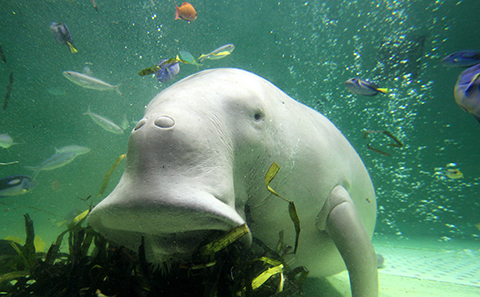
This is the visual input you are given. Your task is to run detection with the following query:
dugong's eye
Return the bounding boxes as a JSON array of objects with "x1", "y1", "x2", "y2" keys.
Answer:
[{"x1": 254, "y1": 110, "x2": 265, "y2": 121}]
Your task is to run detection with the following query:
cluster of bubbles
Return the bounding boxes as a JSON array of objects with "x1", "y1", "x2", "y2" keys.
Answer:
[{"x1": 270, "y1": 0, "x2": 477, "y2": 241}]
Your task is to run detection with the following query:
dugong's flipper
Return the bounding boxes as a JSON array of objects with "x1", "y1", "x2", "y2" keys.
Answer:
[{"x1": 318, "y1": 186, "x2": 378, "y2": 297}]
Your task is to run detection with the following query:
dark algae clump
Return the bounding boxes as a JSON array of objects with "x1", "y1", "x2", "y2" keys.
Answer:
[{"x1": 0, "y1": 214, "x2": 308, "y2": 297}]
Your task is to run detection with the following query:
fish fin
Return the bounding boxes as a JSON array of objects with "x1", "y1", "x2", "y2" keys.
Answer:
[
  {"x1": 358, "y1": 79, "x2": 372, "y2": 88},
  {"x1": 175, "y1": 2, "x2": 180, "y2": 20},
  {"x1": 66, "y1": 42, "x2": 78, "y2": 54},
  {"x1": 376, "y1": 88, "x2": 388, "y2": 94},
  {"x1": 82, "y1": 65, "x2": 93, "y2": 76},
  {"x1": 465, "y1": 73, "x2": 480, "y2": 93}
]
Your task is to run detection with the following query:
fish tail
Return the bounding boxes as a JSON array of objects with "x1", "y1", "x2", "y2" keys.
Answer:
[
  {"x1": 25, "y1": 166, "x2": 40, "y2": 179},
  {"x1": 114, "y1": 83, "x2": 123, "y2": 96},
  {"x1": 175, "y1": 2, "x2": 180, "y2": 20},
  {"x1": 175, "y1": 55, "x2": 185, "y2": 64},
  {"x1": 24, "y1": 165, "x2": 37, "y2": 171},
  {"x1": 377, "y1": 88, "x2": 388, "y2": 94},
  {"x1": 66, "y1": 42, "x2": 78, "y2": 54},
  {"x1": 83, "y1": 105, "x2": 91, "y2": 116},
  {"x1": 198, "y1": 54, "x2": 207, "y2": 63},
  {"x1": 31, "y1": 170, "x2": 40, "y2": 180}
]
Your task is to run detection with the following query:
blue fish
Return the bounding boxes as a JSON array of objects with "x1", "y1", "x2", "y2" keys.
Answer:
[
  {"x1": 345, "y1": 78, "x2": 388, "y2": 96},
  {"x1": 0, "y1": 175, "x2": 37, "y2": 198},
  {"x1": 155, "y1": 59, "x2": 180, "y2": 83},
  {"x1": 442, "y1": 50, "x2": 480, "y2": 68},
  {"x1": 49, "y1": 22, "x2": 78, "y2": 53},
  {"x1": 454, "y1": 63, "x2": 480, "y2": 123}
]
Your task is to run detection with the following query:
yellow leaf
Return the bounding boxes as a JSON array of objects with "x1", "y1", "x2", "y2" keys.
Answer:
[{"x1": 251, "y1": 264, "x2": 284, "y2": 290}]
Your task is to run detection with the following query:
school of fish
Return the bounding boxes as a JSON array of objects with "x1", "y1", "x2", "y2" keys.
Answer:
[
  {"x1": 1, "y1": 2, "x2": 211, "y2": 199},
  {"x1": 2, "y1": 2, "x2": 475, "y2": 200}
]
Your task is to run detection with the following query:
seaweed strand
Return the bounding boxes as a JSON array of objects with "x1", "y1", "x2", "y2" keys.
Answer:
[
  {"x1": 0, "y1": 43, "x2": 13, "y2": 110},
  {"x1": 265, "y1": 162, "x2": 301, "y2": 254},
  {"x1": 3, "y1": 71, "x2": 13, "y2": 110}
]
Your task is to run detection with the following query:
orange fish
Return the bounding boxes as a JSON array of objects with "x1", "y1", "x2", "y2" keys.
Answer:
[{"x1": 175, "y1": 2, "x2": 197, "y2": 22}]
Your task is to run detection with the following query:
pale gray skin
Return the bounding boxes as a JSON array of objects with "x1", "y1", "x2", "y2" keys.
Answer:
[{"x1": 88, "y1": 68, "x2": 378, "y2": 297}]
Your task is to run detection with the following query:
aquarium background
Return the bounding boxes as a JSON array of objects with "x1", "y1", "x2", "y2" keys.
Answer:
[{"x1": 0, "y1": 0, "x2": 479, "y2": 253}]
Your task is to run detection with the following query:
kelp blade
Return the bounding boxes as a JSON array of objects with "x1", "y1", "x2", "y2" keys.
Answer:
[
  {"x1": 366, "y1": 143, "x2": 391, "y2": 156},
  {"x1": 21, "y1": 214, "x2": 36, "y2": 269},
  {"x1": 363, "y1": 130, "x2": 403, "y2": 155},
  {"x1": 256, "y1": 256, "x2": 283, "y2": 267},
  {"x1": 265, "y1": 162, "x2": 283, "y2": 200},
  {"x1": 138, "y1": 66, "x2": 160, "y2": 76},
  {"x1": 0, "y1": 44, "x2": 6, "y2": 64},
  {"x1": 95, "y1": 153, "x2": 126, "y2": 199},
  {"x1": 288, "y1": 202, "x2": 301, "y2": 254},
  {"x1": 265, "y1": 162, "x2": 301, "y2": 254},
  {"x1": 251, "y1": 264, "x2": 284, "y2": 290},
  {"x1": 68, "y1": 209, "x2": 90, "y2": 228},
  {"x1": 383, "y1": 130, "x2": 403, "y2": 147},
  {"x1": 3, "y1": 71, "x2": 13, "y2": 110},
  {"x1": 199, "y1": 223, "x2": 249, "y2": 257}
]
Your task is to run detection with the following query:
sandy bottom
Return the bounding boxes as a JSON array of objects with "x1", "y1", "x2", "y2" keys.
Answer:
[{"x1": 303, "y1": 236, "x2": 480, "y2": 296}]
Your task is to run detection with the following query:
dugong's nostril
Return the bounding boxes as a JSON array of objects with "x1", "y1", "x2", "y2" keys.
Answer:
[
  {"x1": 134, "y1": 118, "x2": 147, "y2": 131},
  {"x1": 154, "y1": 115, "x2": 175, "y2": 129}
]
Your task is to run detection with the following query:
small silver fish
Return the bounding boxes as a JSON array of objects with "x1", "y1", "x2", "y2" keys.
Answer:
[
  {"x1": 27, "y1": 149, "x2": 90, "y2": 178},
  {"x1": 55, "y1": 145, "x2": 91, "y2": 155},
  {"x1": 83, "y1": 106, "x2": 124, "y2": 134},
  {"x1": 0, "y1": 175, "x2": 37, "y2": 197},
  {"x1": 62, "y1": 71, "x2": 122, "y2": 95}
]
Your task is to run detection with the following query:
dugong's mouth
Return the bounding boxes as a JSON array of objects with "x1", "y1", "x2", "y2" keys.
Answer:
[
  {"x1": 145, "y1": 229, "x2": 235, "y2": 258},
  {"x1": 88, "y1": 188, "x2": 251, "y2": 263},
  {"x1": 89, "y1": 216, "x2": 249, "y2": 263}
]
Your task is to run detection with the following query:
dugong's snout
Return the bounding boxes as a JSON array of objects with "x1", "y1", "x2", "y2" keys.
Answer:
[
  {"x1": 88, "y1": 181, "x2": 250, "y2": 261},
  {"x1": 88, "y1": 98, "x2": 252, "y2": 262}
]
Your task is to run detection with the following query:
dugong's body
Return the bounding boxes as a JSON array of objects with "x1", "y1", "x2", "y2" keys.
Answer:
[{"x1": 88, "y1": 68, "x2": 378, "y2": 296}]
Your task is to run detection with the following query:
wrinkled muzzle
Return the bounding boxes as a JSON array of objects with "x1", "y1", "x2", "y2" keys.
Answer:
[{"x1": 88, "y1": 172, "x2": 249, "y2": 262}]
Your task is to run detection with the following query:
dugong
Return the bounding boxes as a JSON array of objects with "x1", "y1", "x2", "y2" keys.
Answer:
[{"x1": 88, "y1": 68, "x2": 378, "y2": 297}]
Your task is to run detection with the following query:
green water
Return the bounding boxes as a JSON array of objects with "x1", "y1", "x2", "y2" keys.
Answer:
[{"x1": 0, "y1": 0, "x2": 478, "y2": 276}]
